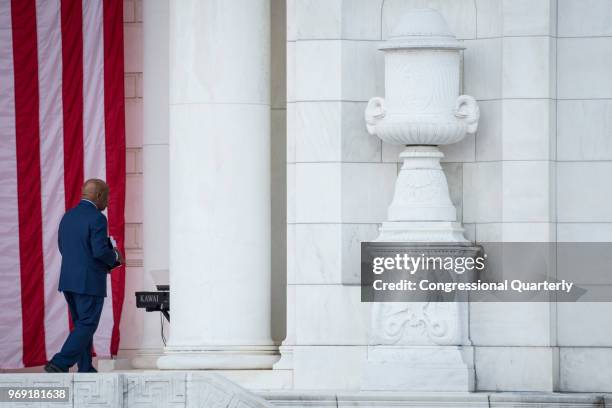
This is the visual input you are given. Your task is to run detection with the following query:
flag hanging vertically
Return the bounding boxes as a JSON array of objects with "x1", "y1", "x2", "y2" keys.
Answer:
[{"x1": 0, "y1": 0, "x2": 126, "y2": 368}]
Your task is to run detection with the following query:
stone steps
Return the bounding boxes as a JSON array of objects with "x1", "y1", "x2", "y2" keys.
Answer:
[{"x1": 1, "y1": 372, "x2": 610, "y2": 407}]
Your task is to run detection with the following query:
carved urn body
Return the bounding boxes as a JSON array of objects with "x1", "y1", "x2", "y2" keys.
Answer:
[{"x1": 365, "y1": 8, "x2": 479, "y2": 241}]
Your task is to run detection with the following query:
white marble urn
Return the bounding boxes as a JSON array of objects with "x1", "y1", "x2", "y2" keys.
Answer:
[
  {"x1": 365, "y1": 8, "x2": 479, "y2": 145},
  {"x1": 363, "y1": 10, "x2": 480, "y2": 392},
  {"x1": 365, "y1": 8, "x2": 479, "y2": 241}
]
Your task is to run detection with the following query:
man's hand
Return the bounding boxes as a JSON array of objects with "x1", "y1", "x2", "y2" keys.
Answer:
[{"x1": 115, "y1": 249, "x2": 125, "y2": 265}]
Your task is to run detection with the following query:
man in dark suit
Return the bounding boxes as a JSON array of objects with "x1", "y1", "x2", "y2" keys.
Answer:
[{"x1": 44, "y1": 179, "x2": 124, "y2": 373}]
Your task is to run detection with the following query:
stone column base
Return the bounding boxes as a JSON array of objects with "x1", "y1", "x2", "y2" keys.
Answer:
[
  {"x1": 131, "y1": 348, "x2": 164, "y2": 369},
  {"x1": 157, "y1": 345, "x2": 280, "y2": 370},
  {"x1": 362, "y1": 345, "x2": 475, "y2": 391},
  {"x1": 273, "y1": 345, "x2": 293, "y2": 370}
]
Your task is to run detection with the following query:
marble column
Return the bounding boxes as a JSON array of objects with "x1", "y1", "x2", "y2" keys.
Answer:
[
  {"x1": 157, "y1": 0, "x2": 277, "y2": 369},
  {"x1": 132, "y1": 0, "x2": 170, "y2": 369}
]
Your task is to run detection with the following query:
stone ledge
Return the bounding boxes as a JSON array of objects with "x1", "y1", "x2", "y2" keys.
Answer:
[{"x1": 258, "y1": 391, "x2": 610, "y2": 408}]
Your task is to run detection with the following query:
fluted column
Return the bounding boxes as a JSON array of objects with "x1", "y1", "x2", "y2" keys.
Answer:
[{"x1": 157, "y1": 0, "x2": 277, "y2": 369}]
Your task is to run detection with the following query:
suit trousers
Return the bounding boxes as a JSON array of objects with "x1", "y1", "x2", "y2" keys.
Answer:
[{"x1": 50, "y1": 291, "x2": 104, "y2": 372}]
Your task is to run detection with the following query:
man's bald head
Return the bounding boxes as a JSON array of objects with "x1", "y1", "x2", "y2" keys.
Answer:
[{"x1": 81, "y1": 179, "x2": 109, "y2": 210}]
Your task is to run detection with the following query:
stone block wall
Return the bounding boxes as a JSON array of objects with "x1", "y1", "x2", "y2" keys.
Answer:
[
  {"x1": 286, "y1": 0, "x2": 612, "y2": 392},
  {"x1": 286, "y1": 0, "x2": 393, "y2": 389},
  {"x1": 555, "y1": 0, "x2": 612, "y2": 392}
]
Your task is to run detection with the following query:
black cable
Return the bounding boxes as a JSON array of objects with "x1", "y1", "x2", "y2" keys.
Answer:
[{"x1": 160, "y1": 311, "x2": 167, "y2": 347}]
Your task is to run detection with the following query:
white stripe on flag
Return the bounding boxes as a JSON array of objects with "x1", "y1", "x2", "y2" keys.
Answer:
[
  {"x1": 82, "y1": 0, "x2": 112, "y2": 357},
  {"x1": 0, "y1": 0, "x2": 24, "y2": 369},
  {"x1": 36, "y1": 0, "x2": 70, "y2": 360}
]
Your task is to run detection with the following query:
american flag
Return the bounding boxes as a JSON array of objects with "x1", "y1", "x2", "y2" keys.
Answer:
[{"x1": 0, "y1": 0, "x2": 125, "y2": 368}]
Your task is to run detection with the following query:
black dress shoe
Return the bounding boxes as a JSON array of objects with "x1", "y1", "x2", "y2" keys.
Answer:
[{"x1": 44, "y1": 362, "x2": 67, "y2": 373}]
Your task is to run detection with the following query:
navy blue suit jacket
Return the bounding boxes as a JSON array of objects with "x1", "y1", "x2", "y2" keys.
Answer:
[{"x1": 57, "y1": 200, "x2": 119, "y2": 297}]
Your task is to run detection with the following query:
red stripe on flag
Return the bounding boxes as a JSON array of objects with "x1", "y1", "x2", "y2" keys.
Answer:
[
  {"x1": 103, "y1": 0, "x2": 126, "y2": 356},
  {"x1": 11, "y1": 0, "x2": 47, "y2": 367},
  {"x1": 60, "y1": 0, "x2": 84, "y2": 210},
  {"x1": 60, "y1": 0, "x2": 85, "y2": 334}
]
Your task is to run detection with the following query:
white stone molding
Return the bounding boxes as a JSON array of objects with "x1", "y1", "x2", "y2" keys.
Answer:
[
  {"x1": 185, "y1": 372, "x2": 272, "y2": 408},
  {"x1": 259, "y1": 390, "x2": 608, "y2": 407},
  {"x1": 157, "y1": 345, "x2": 280, "y2": 370},
  {"x1": 376, "y1": 221, "x2": 467, "y2": 242},
  {"x1": 125, "y1": 372, "x2": 274, "y2": 408},
  {"x1": 370, "y1": 301, "x2": 468, "y2": 346},
  {"x1": 0, "y1": 373, "x2": 274, "y2": 407},
  {"x1": 73, "y1": 373, "x2": 123, "y2": 407},
  {"x1": 125, "y1": 372, "x2": 186, "y2": 407}
]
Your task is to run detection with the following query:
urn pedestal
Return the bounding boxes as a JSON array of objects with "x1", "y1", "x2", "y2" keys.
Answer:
[{"x1": 363, "y1": 9, "x2": 480, "y2": 391}]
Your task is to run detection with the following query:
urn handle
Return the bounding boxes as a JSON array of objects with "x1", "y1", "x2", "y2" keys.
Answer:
[
  {"x1": 365, "y1": 96, "x2": 386, "y2": 135},
  {"x1": 454, "y1": 95, "x2": 480, "y2": 134}
]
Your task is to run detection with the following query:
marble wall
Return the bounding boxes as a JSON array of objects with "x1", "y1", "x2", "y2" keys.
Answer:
[
  {"x1": 286, "y1": 0, "x2": 612, "y2": 392},
  {"x1": 286, "y1": 0, "x2": 394, "y2": 390},
  {"x1": 556, "y1": 0, "x2": 612, "y2": 392},
  {"x1": 457, "y1": 0, "x2": 559, "y2": 392}
]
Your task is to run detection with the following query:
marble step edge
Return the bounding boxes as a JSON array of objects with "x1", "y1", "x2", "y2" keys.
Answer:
[{"x1": 258, "y1": 391, "x2": 612, "y2": 408}]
